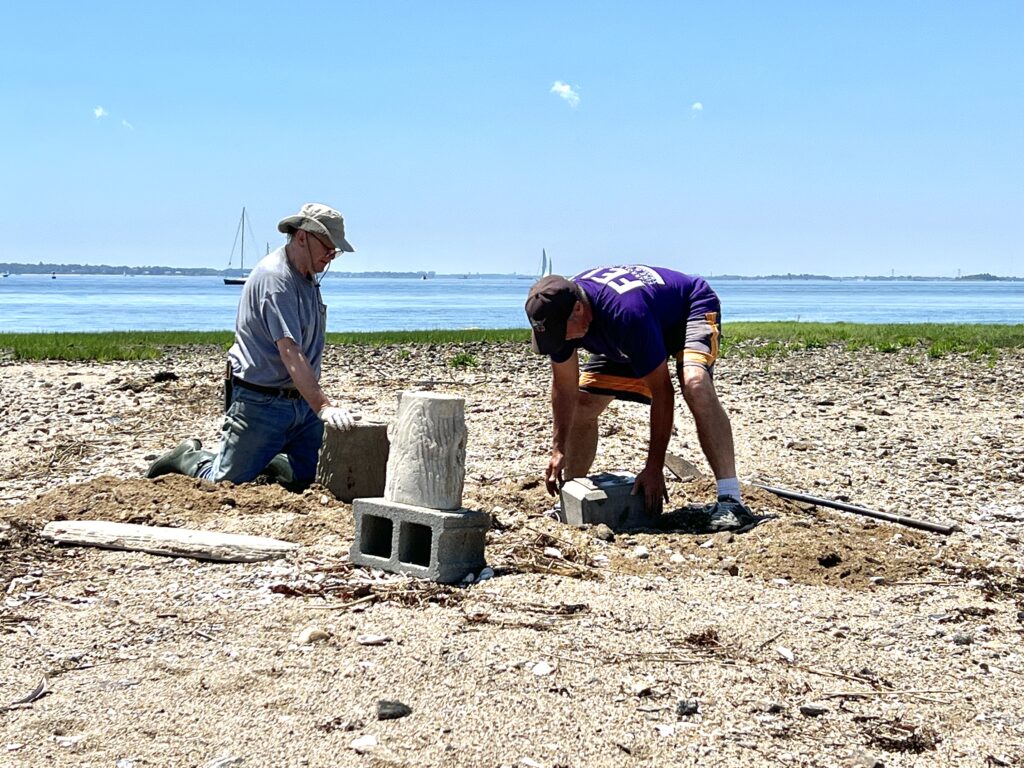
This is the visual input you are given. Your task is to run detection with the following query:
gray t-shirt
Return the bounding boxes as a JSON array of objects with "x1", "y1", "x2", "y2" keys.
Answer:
[{"x1": 226, "y1": 247, "x2": 326, "y2": 388}]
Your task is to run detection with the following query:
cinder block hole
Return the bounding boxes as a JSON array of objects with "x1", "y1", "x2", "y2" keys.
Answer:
[
  {"x1": 361, "y1": 515, "x2": 393, "y2": 558},
  {"x1": 398, "y1": 521, "x2": 432, "y2": 567}
]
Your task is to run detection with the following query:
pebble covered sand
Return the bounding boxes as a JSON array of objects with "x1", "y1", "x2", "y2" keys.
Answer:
[{"x1": 1, "y1": 341, "x2": 1022, "y2": 767}]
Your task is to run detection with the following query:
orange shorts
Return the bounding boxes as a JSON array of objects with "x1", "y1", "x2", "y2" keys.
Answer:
[{"x1": 578, "y1": 311, "x2": 721, "y2": 404}]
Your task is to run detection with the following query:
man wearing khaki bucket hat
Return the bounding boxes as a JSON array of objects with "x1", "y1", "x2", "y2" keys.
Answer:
[{"x1": 146, "y1": 202, "x2": 358, "y2": 489}]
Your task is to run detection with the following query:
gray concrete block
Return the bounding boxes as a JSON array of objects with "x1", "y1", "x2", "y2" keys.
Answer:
[
  {"x1": 350, "y1": 498, "x2": 489, "y2": 583},
  {"x1": 559, "y1": 471, "x2": 654, "y2": 530},
  {"x1": 317, "y1": 422, "x2": 390, "y2": 503}
]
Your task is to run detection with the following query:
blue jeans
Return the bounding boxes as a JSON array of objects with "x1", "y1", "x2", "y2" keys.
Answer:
[{"x1": 197, "y1": 386, "x2": 324, "y2": 485}]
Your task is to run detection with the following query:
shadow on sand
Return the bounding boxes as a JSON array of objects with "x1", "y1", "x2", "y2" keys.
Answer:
[{"x1": 621, "y1": 505, "x2": 776, "y2": 536}]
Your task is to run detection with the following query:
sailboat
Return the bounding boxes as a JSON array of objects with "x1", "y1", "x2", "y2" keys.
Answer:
[
  {"x1": 539, "y1": 248, "x2": 552, "y2": 277},
  {"x1": 516, "y1": 249, "x2": 554, "y2": 280},
  {"x1": 223, "y1": 207, "x2": 258, "y2": 286}
]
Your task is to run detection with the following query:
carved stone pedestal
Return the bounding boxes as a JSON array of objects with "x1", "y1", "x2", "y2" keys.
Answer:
[{"x1": 384, "y1": 392, "x2": 466, "y2": 510}]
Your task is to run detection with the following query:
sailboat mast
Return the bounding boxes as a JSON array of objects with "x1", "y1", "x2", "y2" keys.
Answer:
[{"x1": 240, "y1": 207, "x2": 246, "y2": 271}]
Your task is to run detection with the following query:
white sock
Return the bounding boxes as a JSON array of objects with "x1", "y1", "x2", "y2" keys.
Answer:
[{"x1": 716, "y1": 477, "x2": 741, "y2": 503}]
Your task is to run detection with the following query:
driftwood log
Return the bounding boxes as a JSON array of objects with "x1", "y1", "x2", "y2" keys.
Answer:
[
  {"x1": 384, "y1": 391, "x2": 466, "y2": 510},
  {"x1": 41, "y1": 520, "x2": 299, "y2": 562}
]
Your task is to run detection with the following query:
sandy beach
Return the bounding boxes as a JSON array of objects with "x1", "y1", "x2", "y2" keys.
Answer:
[{"x1": 1, "y1": 341, "x2": 1022, "y2": 767}]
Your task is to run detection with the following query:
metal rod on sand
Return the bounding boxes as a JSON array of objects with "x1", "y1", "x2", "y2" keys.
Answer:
[{"x1": 752, "y1": 484, "x2": 958, "y2": 536}]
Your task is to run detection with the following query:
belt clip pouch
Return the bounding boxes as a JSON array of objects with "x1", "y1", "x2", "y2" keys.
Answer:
[{"x1": 223, "y1": 361, "x2": 233, "y2": 413}]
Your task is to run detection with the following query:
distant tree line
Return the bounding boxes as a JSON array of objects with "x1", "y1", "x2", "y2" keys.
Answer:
[
  {"x1": 0, "y1": 263, "x2": 443, "y2": 278},
  {"x1": 0, "y1": 263, "x2": 525, "y2": 279},
  {"x1": 1, "y1": 263, "x2": 1020, "y2": 281},
  {"x1": 0, "y1": 262, "x2": 224, "y2": 276}
]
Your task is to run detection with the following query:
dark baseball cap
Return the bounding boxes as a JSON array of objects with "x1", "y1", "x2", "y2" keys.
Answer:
[{"x1": 525, "y1": 275, "x2": 579, "y2": 355}]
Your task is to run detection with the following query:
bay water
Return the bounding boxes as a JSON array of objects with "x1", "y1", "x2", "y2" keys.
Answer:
[{"x1": 0, "y1": 274, "x2": 1022, "y2": 333}]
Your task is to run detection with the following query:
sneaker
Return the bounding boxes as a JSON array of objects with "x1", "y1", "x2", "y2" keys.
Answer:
[
  {"x1": 708, "y1": 496, "x2": 758, "y2": 532},
  {"x1": 545, "y1": 500, "x2": 564, "y2": 521}
]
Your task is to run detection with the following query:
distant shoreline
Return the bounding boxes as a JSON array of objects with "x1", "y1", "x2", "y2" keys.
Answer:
[{"x1": 1, "y1": 264, "x2": 1021, "y2": 282}]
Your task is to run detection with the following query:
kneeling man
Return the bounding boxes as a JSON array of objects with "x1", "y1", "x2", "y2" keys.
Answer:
[{"x1": 147, "y1": 203, "x2": 358, "y2": 490}]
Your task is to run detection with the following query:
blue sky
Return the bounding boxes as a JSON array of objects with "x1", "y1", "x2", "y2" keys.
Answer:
[{"x1": 1, "y1": 1, "x2": 1021, "y2": 276}]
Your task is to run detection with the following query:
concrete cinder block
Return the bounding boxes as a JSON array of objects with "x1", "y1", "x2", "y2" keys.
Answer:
[
  {"x1": 317, "y1": 422, "x2": 390, "y2": 503},
  {"x1": 350, "y1": 497, "x2": 489, "y2": 583},
  {"x1": 559, "y1": 471, "x2": 654, "y2": 530}
]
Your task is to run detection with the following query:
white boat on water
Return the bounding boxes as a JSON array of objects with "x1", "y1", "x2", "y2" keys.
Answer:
[
  {"x1": 224, "y1": 207, "x2": 259, "y2": 286},
  {"x1": 518, "y1": 249, "x2": 553, "y2": 280},
  {"x1": 539, "y1": 248, "x2": 552, "y2": 277}
]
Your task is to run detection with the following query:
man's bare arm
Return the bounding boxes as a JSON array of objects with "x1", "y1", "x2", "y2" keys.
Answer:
[
  {"x1": 546, "y1": 351, "x2": 580, "y2": 495},
  {"x1": 276, "y1": 337, "x2": 331, "y2": 413},
  {"x1": 633, "y1": 361, "x2": 674, "y2": 514}
]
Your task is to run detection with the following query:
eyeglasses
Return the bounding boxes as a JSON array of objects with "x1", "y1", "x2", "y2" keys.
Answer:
[{"x1": 310, "y1": 234, "x2": 340, "y2": 258}]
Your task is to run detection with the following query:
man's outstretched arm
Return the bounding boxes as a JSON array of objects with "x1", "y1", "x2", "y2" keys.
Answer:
[
  {"x1": 634, "y1": 361, "x2": 674, "y2": 514},
  {"x1": 547, "y1": 351, "x2": 580, "y2": 495},
  {"x1": 276, "y1": 337, "x2": 356, "y2": 430}
]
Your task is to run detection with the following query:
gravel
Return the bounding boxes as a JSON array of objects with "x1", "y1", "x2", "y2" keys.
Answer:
[{"x1": 0, "y1": 341, "x2": 1022, "y2": 766}]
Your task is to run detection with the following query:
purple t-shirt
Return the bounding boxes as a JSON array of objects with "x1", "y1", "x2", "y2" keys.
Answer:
[{"x1": 550, "y1": 265, "x2": 719, "y2": 378}]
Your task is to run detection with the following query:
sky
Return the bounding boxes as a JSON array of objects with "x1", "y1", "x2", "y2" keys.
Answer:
[{"x1": 1, "y1": 1, "x2": 1022, "y2": 277}]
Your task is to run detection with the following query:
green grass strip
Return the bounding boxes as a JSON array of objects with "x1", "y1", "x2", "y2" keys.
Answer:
[
  {"x1": 325, "y1": 329, "x2": 528, "y2": 345},
  {"x1": 1, "y1": 323, "x2": 1022, "y2": 361},
  {"x1": 721, "y1": 322, "x2": 1024, "y2": 360},
  {"x1": 0, "y1": 331, "x2": 234, "y2": 361}
]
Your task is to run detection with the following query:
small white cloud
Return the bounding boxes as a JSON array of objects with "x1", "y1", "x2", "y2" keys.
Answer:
[
  {"x1": 691, "y1": 102, "x2": 703, "y2": 112},
  {"x1": 93, "y1": 106, "x2": 108, "y2": 118},
  {"x1": 551, "y1": 81, "x2": 580, "y2": 108},
  {"x1": 121, "y1": 120, "x2": 134, "y2": 130}
]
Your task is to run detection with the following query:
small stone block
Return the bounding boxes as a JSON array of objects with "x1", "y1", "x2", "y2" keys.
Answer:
[
  {"x1": 317, "y1": 422, "x2": 390, "y2": 502},
  {"x1": 559, "y1": 471, "x2": 653, "y2": 530},
  {"x1": 350, "y1": 498, "x2": 489, "y2": 583}
]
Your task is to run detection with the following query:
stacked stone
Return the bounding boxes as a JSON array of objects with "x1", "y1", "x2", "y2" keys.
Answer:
[{"x1": 348, "y1": 392, "x2": 489, "y2": 583}]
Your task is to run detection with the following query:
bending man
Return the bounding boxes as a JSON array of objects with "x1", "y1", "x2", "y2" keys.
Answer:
[
  {"x1": 525, "y1": 265, "x2": 753, "y2": 529},
  {"x1": 147, "y1": 202, "x2": 358, "y2": 489}
]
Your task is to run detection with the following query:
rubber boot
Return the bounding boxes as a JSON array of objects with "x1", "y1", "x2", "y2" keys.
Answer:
[
  {"x1": 259, "y1": 453, "x2": 310, "y2": 492},
  {"x1": 146, "y1": 439, "x2": 210, "y2": 479},
  {"x1": 261, "y1": 453, "x2": 295, "y2": 485}
]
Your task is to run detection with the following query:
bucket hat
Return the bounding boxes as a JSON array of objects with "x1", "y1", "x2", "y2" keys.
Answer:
[{"x1": 277, "y1": 203, "x2": 355, "y2": 252}]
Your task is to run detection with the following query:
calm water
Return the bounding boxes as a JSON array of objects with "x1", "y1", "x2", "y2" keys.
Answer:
[{"x1": 0, "y1": 274, "x2": 1022, "y2": 332}]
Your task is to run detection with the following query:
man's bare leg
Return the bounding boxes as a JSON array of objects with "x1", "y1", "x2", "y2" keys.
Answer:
[
  {"x1": 680, "y1": 365, "x2": 736, "y2": 480},
  {"x1": 679, "y1": 364, "x2": 754, "y2": 530},
  {"x1": 564, "y1": 391, "x2": 614, "y2": 480}
]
